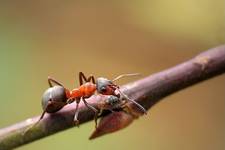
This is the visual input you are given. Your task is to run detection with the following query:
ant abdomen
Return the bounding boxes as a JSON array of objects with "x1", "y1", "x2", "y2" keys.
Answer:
[{"x1": 42, "y1": 85, "x2": 67, "y2": 113}]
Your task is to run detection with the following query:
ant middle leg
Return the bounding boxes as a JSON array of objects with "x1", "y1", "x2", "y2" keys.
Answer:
[{"x1": 87, "y1": 75, "x2": 95, "y2": 84}]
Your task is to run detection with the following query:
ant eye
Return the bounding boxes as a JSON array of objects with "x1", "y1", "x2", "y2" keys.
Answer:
[{"x1": 100, "y1": 87, "x2": 107, "y2": 93}]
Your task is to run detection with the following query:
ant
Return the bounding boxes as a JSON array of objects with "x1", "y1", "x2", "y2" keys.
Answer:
[
  {"x1": 40, "y1": 72, "x2": 98, "y2": 126},
  {"x1": 93, "y1": 94, "x2": 144, "y2": 132},
  {"x1": 96, "y1": 95, "x2": 124, "y2": 113},
  {"x1": 24, "y1": 72, "x2": 100, "y2": 135},
  {"x1": 96, "y1": 94, "x2": 130, "y2": 117}
]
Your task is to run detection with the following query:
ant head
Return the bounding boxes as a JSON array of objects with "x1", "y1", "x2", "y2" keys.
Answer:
[
  {"x1": 105, "y1": 95, "x2": 120, "y2": 106},
  {"x1": 42, "y1": 85, "x2": 67, "y2": 113},
  {"x1": 98, "y1": 95, "x2": 122, "y2": 111},
  {"x1": 96, "y1": 77, "x2": 116, "y2": 95}
]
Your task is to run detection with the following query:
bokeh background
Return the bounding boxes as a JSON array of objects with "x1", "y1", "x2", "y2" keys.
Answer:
[{"x1": 0, "y1": 1, "x2": 224, "y2": 150}]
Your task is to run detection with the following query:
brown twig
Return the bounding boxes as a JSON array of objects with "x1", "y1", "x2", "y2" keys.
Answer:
[{"x1": 0, "y1": 45, "x2": 225, "y2": 150}]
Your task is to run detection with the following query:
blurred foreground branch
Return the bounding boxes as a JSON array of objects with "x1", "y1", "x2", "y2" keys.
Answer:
[{"x1": 0, "y1": 45, "x2": 225, "y2": 150}]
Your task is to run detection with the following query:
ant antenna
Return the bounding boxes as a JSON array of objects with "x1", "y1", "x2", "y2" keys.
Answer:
[
  {"x1": 117, "y1": 89, "x2": 147, "y2": 114},
  {"x1": 112, "y1": 73, "x2": 141, "y2": 82}
]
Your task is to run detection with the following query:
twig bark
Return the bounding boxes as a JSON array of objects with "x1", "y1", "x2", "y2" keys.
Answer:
[{"x1": 0, "y1": 45, "x2": 225, "y2": 150}]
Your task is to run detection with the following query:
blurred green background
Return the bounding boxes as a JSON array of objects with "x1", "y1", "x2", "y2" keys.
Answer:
[{"x1": 0, "y1": 1, "x2": 224, "y2": 150}]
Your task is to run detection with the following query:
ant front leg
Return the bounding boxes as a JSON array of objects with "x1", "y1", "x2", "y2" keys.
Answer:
[
  {"x1": 48, "y1": 76, "x2": 64, "y2": 87},
  {"x1": 87, "y1": 75, "x2": 95, "y2": 84},
  {"x1": 82, "y1": 97, "x2": 98, "y2": 128}
]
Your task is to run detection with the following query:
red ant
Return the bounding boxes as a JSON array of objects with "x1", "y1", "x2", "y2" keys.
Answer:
[
  {"x1": 40, "y1": 72, "x2": 98, "y2": 126},
  {"x1": 24, "y1": 73, "x2": 111, "y2": 134}
]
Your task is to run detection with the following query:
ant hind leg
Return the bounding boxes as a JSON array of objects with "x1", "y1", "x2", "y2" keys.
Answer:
[
  {"x1": 48, "y1": 76, "x2": 64, "y2": 87},
  {"x1": 23, "y1": 103, "x2": 50, "y2": 135},
  {"x1": 79, "y1": 72, "x2": 96, "y2": 85},
  {"x1": 87, "y1": 75, "x2": 95, "y2": 84}
]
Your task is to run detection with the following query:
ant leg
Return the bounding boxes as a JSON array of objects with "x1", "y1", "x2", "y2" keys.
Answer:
[
  {"x1": 94, "y1": 109, "x2": 103, "y2": 128},
  {"x1": 82, "y1": 98, "x2": 98, "y2": 128},
  {"x1": 87, "y1": 75, "x2": 95, "y2": 84},
  {"x1": 23, "y1": 102, "x2": 50, "y2": 135},
  {"x1": 79, "y1": 72, "x2": 96, "y2": 84},
  {"x1": 112, "y1": 73, "x2": 141, "y2": 82},
  {"x1": 79, "y1": 72, "x2": 88, "y2": 85},
  {"x1": 94, "y1": 113, "x2": 98, "y2": 129},
  {"x1": 94, "y1": 108, "x2": 108, "y2": 129},
  {"x1": 73, "y1": 100, "x2": 80, "y2": 126},
  {"x1": 98, "y1": 109, "x2": 103, "y2": 116},
  {"x1": 107, "y1": 108, "x2": 115, "y2": 113},
  {"x1": 33, "y1": 101, "x2": 52, "y2": 124},
  {"x1": 67, "y1": 98, "x2": 75, "y2": 104},
  {"x1": 48, "y1": 76, "x2": 64, "y2": 87},
  {"x1": 117, "y1": 89, "x2": 147, "y2": 114},
  {"x1": 38, "y1": 109, "x2": 47, "y2": 122},
  {"x1": 120, "y1": 101, "x2": 127, "y2": 108}
]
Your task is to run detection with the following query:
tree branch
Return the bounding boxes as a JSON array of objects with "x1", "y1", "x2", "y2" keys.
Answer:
[{"x1": 0, "y1": 45, "x2": 225, "y2": 150}]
